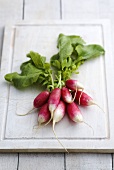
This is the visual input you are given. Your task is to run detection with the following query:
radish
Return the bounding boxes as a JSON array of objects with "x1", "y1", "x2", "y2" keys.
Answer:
[
  {"x1": 33, "y1": 90, "x2": 50, "y2": 108},
  {"x1": 67, "y1": 102, "x2": 94, "y2": 134},
  {"x1": 61, "y1": 87, "x2": 75, "y2": 103},
  {"x1": 52, "y1": 101, "x2": 68, "y2": 153},
  {"x1": 45, "y1": 88, "x2": 61, "y2": 126},
  {"x1": 34, "y1": 103, "x2": 51, "y2": 130},
  {"x1": 75, "y1": 90, "x2": 104, "y2": 112},
  {"x1": 38, "y1": 103, "x2": 51, "y2": 126},
  {"x1": 16, "y1": 90, "x2": 50, "y2": 116},
  {"x1": 66, "y1": 79, "x2": 84, "y2": 91}
]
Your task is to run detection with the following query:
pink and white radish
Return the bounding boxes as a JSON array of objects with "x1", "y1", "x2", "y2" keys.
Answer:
[
  {"x1": 45, "y1": 88, "x2": 61, "y2": 126},
  {"x1": 33, "y1": 103, "x2": 51, "y2": 130},
  {"x1": 75, "y1": 90, "x2": 104, "y2": 112},
  {"x1": 33, "y1": 90, "x2": 50, "y2": 108},
  {"x1": 61, "y1": 87, "x2": 74, "y2": 103},
  {"x1": 66, "y1": 79, "x2": 84, "y2": 91},
  {"x1": 52, "y1": 101, "x2": 68, "y2": 153},
  {"x1": 38, "y1": 103, "x2": 51, "y2": 126},
  {"x1": 67, "y1": 102, "x2": 94, "y2": 134}
]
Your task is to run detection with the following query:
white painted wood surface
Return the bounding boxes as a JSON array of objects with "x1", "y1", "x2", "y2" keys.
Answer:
[
  {"x1": 66, "y1": 153, "x2": 112, "y2": 170},
  {"x1": 0, "y1": 20, "x2": 113, "y2": 152},
  {"x1": 0, "y1": 1, "x2": 22, "y2": 169},
  {"x1": 24, "y1": 0, "x2": 61, "y2": 19},
  {"x1": 0, "y1": 0, "x2": 114, "y2": 169},
  {"x1": 0, "y1": 153, "x2": 18, "y2": 170},
  {"x1": 19, "y1": 153, "x2": 64, "y2": 170}
]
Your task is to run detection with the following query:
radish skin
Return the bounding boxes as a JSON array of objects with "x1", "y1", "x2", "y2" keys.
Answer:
[
  {"x1": 66, "y1": 79, "x2": 84, "y2": 91},
  {"x1": 33, "y1": 103, "x2": 51, "y2": 130},
  {"x1": 75, "y1": 90, "x2": 104, "y2": 112},
  {"x1": 67, "y1": 102, "x2": 83, "y2": 123},
  {"x1": 67, "y1": 102, "x2": 94, "y2": 134},
  {"x1": 45, "y1": 88, "x2": 61, "y2": 126},
  {"x1": 52, "y1": 101, "x2": 68, "y2": 153},
  {"x1": 61, "y1": 87, "x2": 73, "y2": 103},
  {"x1": 38, "y1": 103, "x2": 51, "y2": 126},
  {"x1": 33, "y1": 91, "x2": 50, "y2": 108}
]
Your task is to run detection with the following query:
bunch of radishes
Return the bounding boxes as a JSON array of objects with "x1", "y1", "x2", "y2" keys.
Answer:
[{"x1": 23, "y1": 79, "x2": 102, "y2": 152}]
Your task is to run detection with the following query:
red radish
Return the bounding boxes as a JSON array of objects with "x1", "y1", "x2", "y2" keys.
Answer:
[
  {"x1": 61, "y1": 87, "x2": 74, "y2": 103},
  {"x1": 75, "y1": 90, "x2": 104, "y2": 112},
  {"x1": 52, "y1": 101, "x2": 68, "y2": 153},
  {"x1": 67, "y1": 102, "x2": 94, "y2": 134},
  {"x1": 66, "y1": 79, "x2": 84, "y2": 91},
  {"x1": 34, "y1": 103, "x2": 51, "y2": 129},
  {"x1": 17, "y1": 90, "x2": 50, "y2": 116},
  {"x1": 45, "y1": 88, "x2": 61, "y2": 126},
  {"x1": 67, "y1": 102, "x2": 83, "y2": 123},
  {"x1": 33, "y1": 90, "x2": 50, "y2": 108},
  {"x1": 38, "y1": 103, "x2": 51, "y2": 126}
]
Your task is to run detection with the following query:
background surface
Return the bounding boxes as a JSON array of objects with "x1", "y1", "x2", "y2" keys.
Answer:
[{"x1": 0, "y1": 0, "x2": 114, "y2": 169}]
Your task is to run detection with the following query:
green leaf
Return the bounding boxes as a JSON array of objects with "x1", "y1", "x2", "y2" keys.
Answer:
[
  {"x1": 50, "y1": 53, "x2": 61, "y2": 69},
  {"x1": 21, "y1": 63, "x2": 42, "y2": 76},
  {"x1": 57, "y1": 34, "x2": 85, "y2": 62},
  {"x1": 20, "y1": 60, "x2": 32, "y2": 70},
  {"x1": 61, "y1": 57, "x2": 72, "y2": 70},
  {"x1": 12, "y1": 73, "x2": 40, "y2": 88},
  {"x1": 57, "y1": 34, "x2": 73, "y2": 61},
  {"x1": 75, "y1": 44, "x2": 105, "y2": 63},
  {"x1": 5, "y1": 63, "x2": 44, "y2": 88},
  {"x1": 67, "y1": 35, "x2": 86, "y2": 46},
  {"x1": 27, "y1": 51, "x2": 46, "y2": 69},
  {"x1": 4, "y1": 72, "x2": 19, "y2": 83}
]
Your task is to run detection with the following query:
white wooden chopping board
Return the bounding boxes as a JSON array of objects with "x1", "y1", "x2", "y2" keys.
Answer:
[{"x1": 0, "y1": 20, "x2": 114, "y2": 152}]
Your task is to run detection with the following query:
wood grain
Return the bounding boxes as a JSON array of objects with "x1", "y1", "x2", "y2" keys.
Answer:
[
  {"x1": 19, "y1": 153, "x2": 64, "y2": 170},
  {"x1": 62, "y1": 0, "x2": 99, "y2": 19},
  {"x1": 24, "y1": 0, "x2": 60, "y2": 19},
  {"x1": 66, "y1": 153, "x2": 112, "y2": 170},
  {"x1": 0, "y1": 20, "x2": 114, "y2": 152},
  {"x1": 0, "y1": 0, "x2": 114, "y2": 169},
  {"x1": 0, "y1": 0, "x2": 23, "y2": 62},
  {"x1": 0, "y1": 153, "x2": 18, "y2": 170},
  {"x1": 0, "y1": 0, "x2": 22, "y2": 169}
]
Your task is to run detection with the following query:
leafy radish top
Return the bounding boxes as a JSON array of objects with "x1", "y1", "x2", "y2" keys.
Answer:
[{"x1": 4, "y1": 34, "x2": 105, "y2": 91}]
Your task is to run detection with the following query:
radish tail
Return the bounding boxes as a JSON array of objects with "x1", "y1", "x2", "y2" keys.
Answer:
[
  {"x1": 72, "y1": 90, "x2": 77, "y2": 102},
  {"x1": 83, "y1": 121, "x2": 94, "y2": 136},
  {"x1": 16, "y1": 107, "x2": 36, "y2": 116},
  {"x1": 53, "y1": 121, "x2": 69, "y2": 153},
  {"x1": 33, "y1": 124, "x2": 42, "y2": 130},
  {"x1": 94, "y1": 103, "x2": 105, "y2": 114},
  {"x1": 90, "y1": 101, "x2": 105, "y2": 114},
  {"x1": 44, "y1": 114, "x2": 53, "y2": 126},
  {"x1": 79, "y1": 89, "x2": 84, "y2": 105}
]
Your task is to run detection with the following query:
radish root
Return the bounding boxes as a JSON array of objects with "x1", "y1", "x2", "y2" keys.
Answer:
[
  {"x1": 53, "y1": 121, "x2": 69, "y2": 153},
  {"x1": 78, "y1": 89, "x2": 84, "y2": 105},
  {"x1": 44, "y1": 112, "x2": 53, "y2": 126},
  {"x1": 83, "y1": 121, "x2": 94, "y2": 136},
  {"x1": 16, "y1": 107, "x2": 36, "y2": 116},
  {"x1": 72, "y1": 90, "x2": 77, "y2": 102},
  {"x1": 92, "y1": 101, "x2": 105, "y2": 114}
]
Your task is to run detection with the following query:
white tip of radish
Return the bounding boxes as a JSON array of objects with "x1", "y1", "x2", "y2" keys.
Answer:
[
  {"x1": 65, "y1": 96, "x2": 72, "y2": 103},
  {"x1": 49, "y1": 104, "x2": 56, "y2": 113},
  {"x1": 74, "y1": 113, "x2": 83, "y2": 123},
  {"x1": 38, "y1": 116, "x2": 45, "y2": 124},
  {"x1": 76, "y1": 82, "x2": 84, "y2": 90}
]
